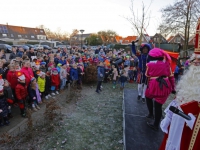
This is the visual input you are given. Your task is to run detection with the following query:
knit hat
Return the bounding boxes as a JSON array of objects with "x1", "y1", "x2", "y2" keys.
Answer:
[
  {"x1": 52, "y1": 68, "x2": 58, "y2": 72},
  {"x1": 16, "y1": 72, "x2": 25, "y2": 80},
  {"x1": 140, "y1": 43, "x2": 151, "y2": 53},
  {"x1": 40, "y1": 62, "x2": 46, "y2": 66},
  {"x1": 31, "y1": 76, "x2": 36, "y2": 82},
  {"x1": 57, "y1": 63, "x2": 62, "y2": 67},
  {"x1": 39, "y1": 71, "x2": 45, "y2": 77},
  {"x1": 149, "y1": 48, "x2": 171, "y2": 63},
  {"x1": 0, "y1": 75, "x2": 4, "y2": 86}
]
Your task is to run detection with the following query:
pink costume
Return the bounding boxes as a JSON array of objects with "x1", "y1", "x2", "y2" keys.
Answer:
[{"x1": 145, "y1": 48, "x2": 175, "y2": 104}]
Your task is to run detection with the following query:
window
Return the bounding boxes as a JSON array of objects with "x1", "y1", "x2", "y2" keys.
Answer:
[
  {"x1": 154, "y1": 37, "x2": 157, "y2": 42},
  {"x1": 25, "y1": 35, "x2": 28, "y2": 38},
  {"x1": 35, "y1": 30, "x2": 37, "y2": 32},
  {"x1": 175, "y1": 37, "x2": 181, "y2": 43},
  {"x1": 2, "y1": 34, "x2": 7, "y2": 37},
  {"x1": 0, "y1": 26, "x2": 8, "y2": 33},
  {"x1": 40, "y1": 30, "x2": 43, "y2": 33},
  {"x1": 31, "y1": 35, "x2": 35, "y2": 38},
  {"x1": 18, "y1": 35, "x2": 22, "y2": 38},
  {"x1": 10, "y1": 34, "x2": 14, "y2": 37}
]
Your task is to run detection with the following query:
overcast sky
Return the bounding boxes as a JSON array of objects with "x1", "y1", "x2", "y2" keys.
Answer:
[{"x1": 1, "y1": 0, "x2": 174, "y2": 37}]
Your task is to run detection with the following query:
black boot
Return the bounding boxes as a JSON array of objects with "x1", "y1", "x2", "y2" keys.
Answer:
[
  {"x1": 146, "y1": 114, "x2": 154, "y2": 119},
  {"x1": 142, "y1": 98, "x2": 146, "y2": 103},
  {"x1": 8, "y1": 113, "x2": 13, "y2": 119},
  {"x1": 147, "y1": 122, "x2": 158, "y2": 131},
  {"x1": 137, "y1": 95, "x2": 141, "y2": 101},
  {"x1": 3, "y1": 117, "x2": 10, "y2": 126},
  {"x1": 0, "y1": 118, "x2": 4, "y2": 126},
  {"x1": 20, "y1": 109, "x2": 26, "y2": 117}
]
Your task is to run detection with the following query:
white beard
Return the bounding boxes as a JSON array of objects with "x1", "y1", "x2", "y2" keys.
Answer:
[{"x1": 176, "y1": 65, "x2": 200, "y2": 105}]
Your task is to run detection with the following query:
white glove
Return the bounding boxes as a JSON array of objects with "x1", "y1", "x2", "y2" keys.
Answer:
[
  {"x1": 8, "y1": 106, "x2": 11, "y2": 109},
  {"x1": 33, "y1": 97, "x2": 36, "y2": 100},
  {"x1": 0, "y1": 109, "x2": 3, "y2": 113},
  {"x1": 100, "y1": 74, "x2": 103, "y2": 77}
]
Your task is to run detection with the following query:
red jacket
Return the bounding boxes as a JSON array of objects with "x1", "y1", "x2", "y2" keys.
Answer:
[
  {"x1": 15, "y1": 83, "x2": 28, "y2": 100},
  {"x1": 20, "y1": 67, "x2": 34, "y2": 86},
  {"x1": 6, "y1": 70, "x2": 18, "y2": 89},
  {"x1": 51, "y1": 74, "x2": 60, "y2": 86}
]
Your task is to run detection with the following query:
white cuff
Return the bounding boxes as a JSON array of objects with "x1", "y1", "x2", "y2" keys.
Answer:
[{"x1": 185, "y1": 113, "x2": 196, "y2": 130}]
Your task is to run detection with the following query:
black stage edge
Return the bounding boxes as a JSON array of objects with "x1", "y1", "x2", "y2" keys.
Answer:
[{"x1": 123, "y1": 89, "x2": 164, "y2": 150}]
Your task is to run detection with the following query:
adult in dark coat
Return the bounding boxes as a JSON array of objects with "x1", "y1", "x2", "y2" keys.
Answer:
[
  {"x1": 9, "y1": 46, "x2": 17, "y2": 60},
  {"x1": 27, "y1": 47, "x2": 36, "y2": 61}
]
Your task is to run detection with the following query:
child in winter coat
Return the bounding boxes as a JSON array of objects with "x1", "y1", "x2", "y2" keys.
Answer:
[
  {"x1": 45, "y1": 71, "x2": 52, "y2": 98},
  {"x1": 51, "y1": 68, "x2": 60, "y2": 95},
  {"x1": 128, "y1": 67, "x2": 134, "y2": 83},
  {"x1": 56, "y1": 63, "x2": 62, "y2": 73},
  {"x1": 6, "y1": 64, "x2": 18, "y2": 103},
  {"x1": 77, "y1": 64, "x2": 84, "y2": 89},
  {"x1": 39, "y1": 62, "x2": 47, "y2": 73},
  {"x1": 70, "y1": 64, "x2": 78, "y2": 88},
  {"x1": 3, "y1": 80, "x2": 14, "y2": 118},
  {"x1": 120, "y1": 69, "x2": 127, "y2": 90},
  {"x1": 0, "y1": 85, "x2": 10, "y2": 126},
  {"x1": 112, "y1": 65, "x2": 118, "y2": 89},
  {"x1": 60, "y1": 64, "x2": 67, "y2": 90},
  {"x1": 29, "y1": 77, "x2": 41, "y2": 112},
  {"x1": 96, "y1": 61, "x2": 105, "y2": 93},
  {"x1": 15, "y1": 72, "x2": 28, "y2": 117},
  {"x1": 37, "y1": 72, "x2": 46, "y2": 99}
]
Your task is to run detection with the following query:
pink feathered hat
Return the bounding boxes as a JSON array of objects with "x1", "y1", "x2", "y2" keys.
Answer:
[{"x1": 149, "y1": 48, "x2": 171, "y2": 63}]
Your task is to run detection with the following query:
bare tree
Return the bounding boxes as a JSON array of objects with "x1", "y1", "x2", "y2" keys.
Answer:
[
  {"x1": 36, "y1": 25, "x2": 69, "y2": 41},
  {"x1": 69, "y1": 29, "x2": 79, "y2": 46},
  {"x1": 159, "y1": 0, "x2": 200, "y2": 51},
  {"x1": 125, "y1": 0, "x2": 153, "y2": 49},
  {"x1": 97, "y1": 30, "x2": 118, "y2": 45}
]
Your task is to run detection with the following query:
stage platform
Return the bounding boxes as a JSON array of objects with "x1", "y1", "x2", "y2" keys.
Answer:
[{"x1": 123, "y1": 89, "x2": 164, "y2": 150}]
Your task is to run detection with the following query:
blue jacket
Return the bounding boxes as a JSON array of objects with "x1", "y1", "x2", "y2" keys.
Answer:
[
  {"x1": 58, "y1": 60, "x2": 66, "y2": 65},
  {"x1": 97, "y1": 66, "x2": 105, "y2": 81},
  {"x1": 70, "y1": 68, "x2": 78, "y2": 80},
  {"x1": 17, "y1": 51, "x2": 23, "y2": 58}
]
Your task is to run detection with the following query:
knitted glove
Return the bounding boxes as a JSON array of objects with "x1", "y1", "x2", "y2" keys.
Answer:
[{"x1": 0, "y1": 109, "x2": 3, "y2": 113}]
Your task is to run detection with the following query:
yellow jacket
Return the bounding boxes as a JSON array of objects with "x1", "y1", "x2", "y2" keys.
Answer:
[{"x1": 37, "y1": 77, "x2": 46, "y2": 92}]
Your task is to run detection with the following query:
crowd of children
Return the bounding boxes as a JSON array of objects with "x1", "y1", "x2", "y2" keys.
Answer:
[{"x1": 0, "y1": 45, "x2": 139, "y2": 126}]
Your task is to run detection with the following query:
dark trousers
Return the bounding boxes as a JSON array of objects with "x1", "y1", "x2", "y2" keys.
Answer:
[
  {"x1": 146, "y1": 97, "x2": 163, "y2": 127},
  {"x1": 96, "y1": 81, "x2": 102, "y2": 91}
]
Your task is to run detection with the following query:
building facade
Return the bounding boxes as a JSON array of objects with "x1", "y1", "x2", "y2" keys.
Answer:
[{"x1": 0, "y1": 24, "x2": 46, "y2": 44}]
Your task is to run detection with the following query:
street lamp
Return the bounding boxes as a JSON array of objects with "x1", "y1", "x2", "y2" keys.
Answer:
[{"x1": 79, "y1": 29, "x2": 85, "y2": 49}]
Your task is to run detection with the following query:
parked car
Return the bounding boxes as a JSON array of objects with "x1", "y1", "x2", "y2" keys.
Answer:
[
  {"x1": 0, "y1": 44, "x2": 12, "y2": 53},
  {"x1": 25, "y1": 44, "x2": 37, "y2": 51},
  {"x1": 41, "y1": 45, "x2": 52, "y2": 50},
  {"x1": 34, "y1": 44, "x2": 43, "y2": 50},
  {"x1": 90, "y1": 46, "x2": 98, "y2": 50},
  {"x1": 55, "y1": 45, "x2": 67, "y2": 49},
  {"x1": 13, "y1": 45, "x2": 29, "y2": 52}
]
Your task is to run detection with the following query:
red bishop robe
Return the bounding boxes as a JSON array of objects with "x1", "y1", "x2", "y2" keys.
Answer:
[{"x1": 160, "y1": 101, "x2": 200, "y2": 150}]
